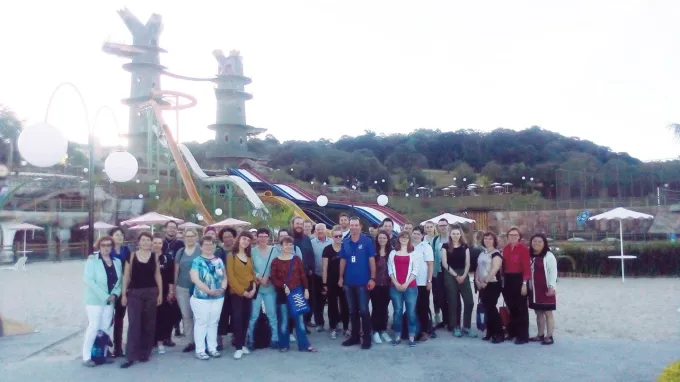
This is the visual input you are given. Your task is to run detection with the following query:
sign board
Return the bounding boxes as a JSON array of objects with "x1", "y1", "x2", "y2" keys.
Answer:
[
  {"x1": 148, "y1": 184, "x2": 157, "y2": 193},
  {"x1": 576, "y1": 211, "x2": 590, "y2": 225}
]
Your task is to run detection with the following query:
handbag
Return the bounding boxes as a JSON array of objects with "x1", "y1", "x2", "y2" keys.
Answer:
[
  {"x1": 476, "y1": 296, "x2": 487, "y2": 332},
  {"x1": 285, "y1": 257, "x2": 310, "y2": 317},
  {"x1": 251, "y1": 247, "x2": 275, "y2": 300},
  {"x1": 499, "y1": 299, "x2": 511, "y2": 327}
]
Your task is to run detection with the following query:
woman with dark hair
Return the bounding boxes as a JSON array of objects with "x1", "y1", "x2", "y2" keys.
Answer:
[
  {"x1": 190, "y1": 235, "x2": 227, "y2": 360},
  {"x1": 502, "y1": 226, "x2": 531, "y2": 345},
  {"x1": 322, "y1": 226, "x2": 349, "y2": 340},
  {"x1": 120, "y1": 232, "x2": 163, "y2": 368},
  {"x1": 152, "y1": 235, "x2": 175, "y2": 355},
  {"x1": 475, "y1": 231, "x2": 504, "y2": 343},
  {"x1": 82, "y1": 236, "x2": 122, "y2": 367},
  {"x1": 173, "y1": 228, "x2": 200, "y2": 353},
  {"x1": 370, "y1": 229, "x2": 393, "y2": 344},
  {"x1": 387, "y1": 230, "x2": 419, "y2": 347},
  {"x1": 216, "y1": 227, "x2": 237, "y2": 349},
  {"x1": 227, "y1": 231, "x2": 256, "y2": 360},
  {"x1": 108, "y1": 227, "x2": 130, "y2": 358},
  {"x1": 247, "y1": 227, "x2": 279, "y2": 349},
  {"x1": 528, "y1": 234, "x2": 557, "y2": 345},
  {"x1": 441, "y1": 225, "x2": 475, "y2": 338},
  {"x1": 270, "y1": 236, "x2": 316, "y2": 353}
]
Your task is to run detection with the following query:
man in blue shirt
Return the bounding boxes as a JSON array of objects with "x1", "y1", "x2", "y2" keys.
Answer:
[{"x1": 338, "y1": 217, "x2": 376, "y2": 349}]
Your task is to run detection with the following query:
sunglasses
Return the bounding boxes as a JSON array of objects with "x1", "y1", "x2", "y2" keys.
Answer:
[{"x1": 333, "y1": 235, "x2": 343, "y2": 238}]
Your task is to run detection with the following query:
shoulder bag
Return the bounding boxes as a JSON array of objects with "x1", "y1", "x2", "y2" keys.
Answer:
[{"x1": 285, "y1": 257, "x2": 310, "y2": 317}]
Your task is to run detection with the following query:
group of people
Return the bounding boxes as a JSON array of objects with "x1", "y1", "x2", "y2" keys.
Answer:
[{"x1": 81, "y1": 213, "x2": 558, "y2": 368}]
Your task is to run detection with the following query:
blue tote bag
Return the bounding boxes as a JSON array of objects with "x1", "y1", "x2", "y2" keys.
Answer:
[
  {"x1": 476, "y1": 297, "x2": 487, "y2": 332},
  {"x1": 285, "y1": 258, "x2": 310, "y2": 317}
]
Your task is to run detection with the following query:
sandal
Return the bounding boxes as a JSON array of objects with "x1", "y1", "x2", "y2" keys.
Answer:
[
  {"x1": 541, "y1": 336, "x2": 554, "y2": 345},
  {"x1": 529, "y1": 335, "x2": 545, "y2": 342},
  {"x1": 305, "y1": 347, "x2": 318, "y2": 353}
]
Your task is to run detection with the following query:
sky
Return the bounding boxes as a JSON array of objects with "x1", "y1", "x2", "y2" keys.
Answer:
[{"x1": 1, "y1": 0, "x2": 680, "y2": 162}]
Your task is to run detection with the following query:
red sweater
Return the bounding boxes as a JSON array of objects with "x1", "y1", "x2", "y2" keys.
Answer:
[
  {"x1": 502, "y1": 243, "x2": 531, "y2": 281},
  {"x1": 270, "y1": 256, "x2": 308, "y2": 291}
]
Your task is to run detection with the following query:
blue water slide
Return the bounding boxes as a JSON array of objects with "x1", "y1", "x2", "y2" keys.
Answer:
[
  {"x1": 301, "y1": 208, "x2": 335, "y2": 227},
  {"x1": 296, "y1": 200, "x2": 381, "y2": 226}
]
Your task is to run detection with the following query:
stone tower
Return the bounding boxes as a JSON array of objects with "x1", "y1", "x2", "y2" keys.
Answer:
[{"x1": 207, "y1": 50, "x2": 265, "y2": 168}]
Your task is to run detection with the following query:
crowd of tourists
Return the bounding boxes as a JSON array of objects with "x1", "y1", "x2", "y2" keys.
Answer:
[{"x1": 81, "y1": 213, "x2": 558, "y2": 367}]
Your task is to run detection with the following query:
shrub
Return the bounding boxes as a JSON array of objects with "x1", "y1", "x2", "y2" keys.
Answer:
[{"x1": 659, "y1": 361, "x2": 680, "y2": 382}]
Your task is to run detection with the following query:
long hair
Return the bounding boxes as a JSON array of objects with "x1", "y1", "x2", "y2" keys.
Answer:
[
  {"x1": 447, "y1": 225, "x2": 468, "y2": 254},
  {"x1": 394, "y1": 230, "x2": 414, "y2": 252},
  {"x1": 528, "y1": 233, "x2": 550, "y2": 257},
  {"x1": 232, "y1": 231, "x2": 254, "y2": 257},
  {"x1": 375, "y1": 229, "x2": 393, "y2": 255}
]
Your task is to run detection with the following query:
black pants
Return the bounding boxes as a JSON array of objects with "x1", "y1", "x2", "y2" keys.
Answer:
[
  {"x1": 155, "y1": 299, "x2": 174, "y2": 342},
  {"x1": 416, "y1": 286, "x2": 432, "y2": 336},
  {"x1": 503, "y1": 273, "x2": 529, "y2": 341},
  {"x1": 113, "y1": 299, "x2": 126, "y2": 354},
  {"x1": 230, "y1": 294, "x2": 252, "y2": 350},
  {"x1": 126, "y1": 287, "x2": 158, "y2": 362},
  {"x1": 327, "y1": 283, "x2": 349, "y2": 330},
  {"x1": 481, "y1": 282, "x2": 503, "y2": 338},
  {"x1": 218, "y1": 291, "x2": 231, "y2": 336},
  {"x1": 308, "y1": 275, "x2": 325, "y2": 327},
  {"x1": 370, "y1": 285, "x2": 390, "y2": 332}
]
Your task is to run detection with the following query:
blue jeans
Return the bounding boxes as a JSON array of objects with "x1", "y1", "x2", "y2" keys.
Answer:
[
  {"x1": 343, "y1": 285, "x2": 371, "y2": 342},
  {"x1": 277, "y1": 304, "x2": 311, "y2": 351},
  {"x1": 246, "y1": 292, "x2": 279, "y2": 346},
  {"x1": 390, "y1": 286, "x2": 418, "y2": 338}
]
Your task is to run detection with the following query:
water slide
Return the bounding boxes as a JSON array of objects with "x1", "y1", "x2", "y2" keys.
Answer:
[{"x1": 259, "y1": 191, "x2": 311, "y2": 221}]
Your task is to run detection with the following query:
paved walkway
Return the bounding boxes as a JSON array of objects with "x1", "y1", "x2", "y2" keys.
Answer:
[{"x1": 1, "y1": 330, "x2": 676, "y2": 381}]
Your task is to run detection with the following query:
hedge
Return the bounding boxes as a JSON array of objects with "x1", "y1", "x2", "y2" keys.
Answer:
[{"x1": 555, "y1": 242, "x2": 680, "y2": 277}]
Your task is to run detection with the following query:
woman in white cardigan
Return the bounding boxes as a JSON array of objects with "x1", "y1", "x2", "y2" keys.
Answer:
[
  {"x1": 82, "y1": 236, "x2": 123, "y2": 366},
  {"x1": 387, "y1": 231, "x2": 420, "y2": 347},
  {"x1": 527, "y1": 234, "x2": 557, "y2": 345}
]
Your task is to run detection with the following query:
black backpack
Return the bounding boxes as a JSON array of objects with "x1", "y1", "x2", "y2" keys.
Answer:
[{"x1": 253, "y1": 308, "x2": 271, "y2": 349}]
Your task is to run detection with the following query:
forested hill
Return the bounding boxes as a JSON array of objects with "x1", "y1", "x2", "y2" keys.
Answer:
[{"x1": 185, "y1": 126, "x2": 679, "y2": 197}]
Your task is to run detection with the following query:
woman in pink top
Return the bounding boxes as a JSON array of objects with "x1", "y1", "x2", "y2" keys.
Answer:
[{"x1": 387, "y1": 231, "x2": 420, "y2": 347}]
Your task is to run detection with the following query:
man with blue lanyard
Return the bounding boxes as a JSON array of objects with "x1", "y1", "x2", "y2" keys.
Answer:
[{"x1": 338, "y1": 217, "x2": 376, "y2": 350}]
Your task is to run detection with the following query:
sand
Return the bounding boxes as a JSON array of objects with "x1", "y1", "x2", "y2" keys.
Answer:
[{"x1": 0, "y1": 261, "x2": 677, "y2": 352}]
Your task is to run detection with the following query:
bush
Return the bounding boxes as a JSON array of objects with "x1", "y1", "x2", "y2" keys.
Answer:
[
  {"x1": 556, "y1": 242, "x2": 680, "y2": 277},
  {"x1": 659, "y1": 361, "x2": 680, "y2": 382}
]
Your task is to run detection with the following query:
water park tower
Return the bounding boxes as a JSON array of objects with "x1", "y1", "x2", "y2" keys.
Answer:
[
  {"x1": 207, "y1": 50, "x2": 266, "y2": 168},
  {"x1": 103, "y1": 8, "x2": 166, "y2": 168}
]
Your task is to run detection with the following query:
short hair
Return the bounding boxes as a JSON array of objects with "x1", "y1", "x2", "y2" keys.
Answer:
[
  {"x1": 349, "y1": 216, "x2": 361, "y2": 223},
  {"x1": 315, "y1": 223, "x2": 326, "y2": 230},
  {"x1": 279, "y1": 236, "x2": 294, "y2": 246},
  {"x1": 95, "y1": 235, "x2": 114, "y2": 250},
  {"x1": 164, "y1": 220, "x2": 179, "y2": 228},
  {"x1": 482, "y1": 231, "x2": 499, "y2": 248},
  {"x1": 256, "y1": 228, "x2": 271, "y2": 237},
  {"x1": 339, "y1": 212, "x2": 349, "y2": 220},
  {"x1": 370, "y1": 223, "x2": 379, "y2": 229},
  {"x1": 199, "y1": 235, "x2": 216, "y2": 246},
  {"x1": 394, "y1": 230, "x2": 414, "y2": 252},
  {"x1": 183, "y1": 228, "x2": 198, "y2": 237},
  {"x1": 304, "y1": 219, "x2": 314, "y2": 226},
  {"x1": 412, "y1": 226, "x2": 424, "y2": 235},
  {"x1": 137, "y1": 232, "x2": 153, "y2": 242},
  {"x1": 218, "y1": 227, "x2": 237, "y2": 241},
  {"x1": 506, "y1": 226, "x2": 522, "y2": 239},
  {"x1": 529, "y1": 233, "x2": 550, "y2": 256},
  {"x1": 291, "y1": 216, "x2": 304, "y2": 226},
  {"x1": 232, "y1": 231, "x2": 253, "y2": 257},
  {"x1": 381, "y1": 217, "x2": 394, "y2": 226},
  {"x1": 331, "y1": 225, "x2": 343, "y2": 233},
  {"x1": 108, "y1": 226, "x2": 124, "y2": 237},
  {"x1": 205, "y1": 226, "x2": 217, "y2": 234},
  {"x1": 403, "y1": 221, "x2": 414, "y2": 228},
  {"x1": 152, "y1": 233, "x2": 164, "y2": 241},
  {"x1": 438, "y1": 218, "x2": 449, "y2": 224}
]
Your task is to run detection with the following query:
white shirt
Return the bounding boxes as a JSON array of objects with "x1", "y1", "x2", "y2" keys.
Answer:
[
  {"x1": 341, "y1": 229, "x2": 350, "y2": 239},
  {"x1": 413, "y1": 241, "x2": 434, "y2": 286}
]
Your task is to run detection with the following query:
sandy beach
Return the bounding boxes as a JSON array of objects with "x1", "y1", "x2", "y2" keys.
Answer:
[{"x1": 1, "y1": 260, "x2": 677, "y2": 348}]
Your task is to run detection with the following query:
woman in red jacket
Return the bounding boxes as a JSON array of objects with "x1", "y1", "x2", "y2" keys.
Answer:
[{"x1": 501, "y1": 227, "x2": 530, "y2": 344}]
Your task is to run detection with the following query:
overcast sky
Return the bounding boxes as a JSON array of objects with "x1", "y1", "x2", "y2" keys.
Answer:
[{"x1": 1, "y1": 0, "x2": 679, "y2": 162}]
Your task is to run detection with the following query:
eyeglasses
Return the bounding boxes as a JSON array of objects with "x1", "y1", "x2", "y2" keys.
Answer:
[
  {"x1": 258, "y1": 235, "x2": 269, "y2": 239},
  {"x1": 508, "y1": 234, "x2": 520, "y2": 237},
  {"x1": 185, "y1": 235, "x2": 196, "y2": 238},
  {"x1": 100, "y1": 244, "x2": 112, "y2": 248},
  {"x1": 333, "y1": 235, "x2": 343, "y2": 238}
]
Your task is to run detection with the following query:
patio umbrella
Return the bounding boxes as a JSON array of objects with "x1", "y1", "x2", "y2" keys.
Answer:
[
  {"x1": 79, "y1": 221, "x2": 116, "y2": 239},
  {"x1": 589, "y1": 207, "x2": 654, "y2": 282},
  {"x1": 128, "y1": 224, "x2": 151, "y2": 231},
  {"x1": 490, "y1": 182, "x2": 501, "y2": 186},
  {"x1": 210, "y1": 218, "x2": 251, "y2": 228},
  {"x1": 8, "y1": 223, "x2": 44, "y2": 257},
  {"x1": 178, "y1": 222, "x2": 204, "y2": 230},
  {"x1": 420, "y1": 213, "x2": 475, "y2": 226},
  {"x1": 121, "y1": 212, "x2": 184, "y2": 234}
]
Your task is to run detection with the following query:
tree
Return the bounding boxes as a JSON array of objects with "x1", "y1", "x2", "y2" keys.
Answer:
[
  {"x1": 481, "y1": 161, "x2": 504, "y2": 182},
  {"x1": 0, "y1": 105, "x2": 23, "y2": 166},
  {"x1": 385, "y1": 143, "x2": 429, "y2": 171},
  {"x1": 452, "y1": 162, "x2": 476, "y2": 183}
]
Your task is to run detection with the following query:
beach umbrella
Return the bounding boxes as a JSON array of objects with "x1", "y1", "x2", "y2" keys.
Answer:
[
  {"x1": 490, "y1": 182, "x2": 501, "y2": 186},
  {"x1": 8, "y1": 223, "x2": 44, "y2": 257},
  {"x1": 589, "y1": 207, "x2": 654, "y2": 282},
  {"x1": 121, "y1": 212, "x2": 184, "y2": 234},
  {"x1": 420, "y1": 213, "x2": 475, "y2": 226},
  {"x1": 210, "y1": 218, "x2": 251, "y2": 228},
  {"x1": 178, "y1": 222, "x2": 204, "y2": 230},
  {"x1": 79, "y1": 221, "x2": 116, "y2": 239},
  {"x1": 128, "y1": 224, "x2": 151, "y2": 231}
]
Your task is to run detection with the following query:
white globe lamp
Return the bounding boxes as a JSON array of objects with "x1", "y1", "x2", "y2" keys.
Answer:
[
  {"x1": 17, "y1": 122, "x2": 68, "y2": 167},
  {"x1": 377, "y1": 194, "x2": 388, "y2": 206},
  {"x1": 215, "y1": 208, "x2": 223, "y2": 216},
  {"x1": 316, "y1": 195, "x2": 328, "y2": 207},
  {"x1": 104, "y1": 151, "x2": 138, "y2": 182}
]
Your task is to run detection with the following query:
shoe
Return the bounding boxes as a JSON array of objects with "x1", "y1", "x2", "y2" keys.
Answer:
[
  {"x1": 463, "y1": 329, "x2": 478, "y2": 338},
  {"x1": 233, "y1": 350, "x2": 243, "y2": 360},
  {"x1": 270, "y1": 341, "x2": 279, "y2": 350},
  {"x1": 120, "y1": 360, "x2": 134, "y2": 369},
  {"x1": 380, "y1": 332, "x2": 392, "y2": 343},
  {"x1": 208, "y1": 350, "x2": 221, "y2": 358},
  {"x1": 361, "y1": 342, "x2": 372, "y2": 350},
  {"x1": 453, "y1": 328, "x2": 462, "y2": 337},
  {"x1": 316, "y1": 326, "x2": 325, "y2": 333},
  {"x1": 430, "y1": 331, "x2": 438, "y2": 339},
  {"x1": 290, "y1": 334, "x2": 296, "y2": 342},
  {"x1": 514, "y1": 338, "x2": 529, "y2": 345},
  {"x1": 241, "y1": 347, "x2": 251, "y2": 355},
  {"x1": 83, "y1": 360, "x2": 97, "y2": 367},
  {"x1": 330, "y1": 329, "x2": 338, "y2": 340},
  {"x1": 541, "y1": 336, "x2": 554, "y2": 345},
  {"x1": 139, "y1": 356, "x2": 149, "y2": 363},
  {"x1": 307, "y1": 322, "x2": 317, "y2": 328},
  {"x1": 529, "y1": 335, "x2": 545, "y2": 342},
  {"x1": 305, "y1": 328, "x2": 312, "y2": 335},
  {"x1": 163, "y1": 339, "x2": 176, "y2": 347},
  {"x1": 195, "y1": 352, "x2": 210, "y2": 360},
  {"x1": 103, "y1": 358, "x2": 114, "y2": 364},
  {"x1": 482, "y1": 335, "x2": 492, "y2": 341},
  {"x1": 435, "y1": 322, "x2": 446, "y2": 329},
  {"x1": 183, "y1": 343, "x2": 196, "y2": 353},
  {"x1": 492, "y1": 336, "x2": 505, "y2": 344},
  {"x1": 419, "y1": 333, "x2": 430, "y2": 342},
  {"x1": 216, "y1": 345, "x2": 224, "y2": 351},
  {"x1": 344, "y1": 330, "x2": 352, "y2": 338},
  {"x1": 279, "y1": 347, "x2": 289, "y2": 352},
  {"x1": 157, "y1": 344, "x2": 166, "y2": 355},
  {"x1": 342, "y1": 338, "x2": 360, "y2": 347},
  {"x1": 434, "y1": 313, "x2": 442, "y2": 325},
  {"x1": 174, "y1": 328, "x2": 182, "y2": 337},
  {"x1": 372, "y1": 332, "x2": 383, "y2": 344},
  {"x1": 408, "y1": 341, "x2": 417, "y2": 347},
  {"x1": 391, "y1": 339, "x2": 401, "y2": 346}
]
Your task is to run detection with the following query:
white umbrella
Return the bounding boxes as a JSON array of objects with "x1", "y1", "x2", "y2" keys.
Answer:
[
  {"x1": 128, "y1": 224, "x2": 151, "y2": 231},
  {"x1": 448, "y1": 185, "x2": 458, "y2": 188},
  {"x1": 79, "y1": 221, "x2": 116, "y2": 240},
  {"x1": 179, "y1": 222, "x2": 204, "y2": 230},
  {"x1": 121, "y1": 212, "x2": 184, "y2": 234},
  {"x1": 589, "y1": 207, "x2": 654, "y2": 282},
  {"x1": 502, "y1": 182, "x2": 513, "y2": 186},
  {"x1": 490, "y1": 182, "x2": 501, "y2": 186},
  {"x1": 420, "y1": 213, "x2": 475, "y2": 226},
  {"x1": 8, "y1": 223, "x2": 44, "y2": 257},
  {"x1": 493, "y1": 185, "x2": 503, "y2": 189},
  {"x1": 210, "y1": 218, "x2": 251, "y2": 228}
]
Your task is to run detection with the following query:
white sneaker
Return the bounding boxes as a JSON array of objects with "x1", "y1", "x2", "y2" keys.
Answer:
[
  {"x1": 381, "y1": 332, "x2": 392, "y2": 343},
  {"x1": 241, "y1": 347, "x2": 250, "y2": 355},
  {"x1": 208, "y1": 350, "x2": 221, "y2": 358},
  {"x1": 290, "y1": 334, "x2": 296, "y2": 342},
  {"x1": 195, "y1": 352, "x2": 210, "y2": 360},
  {"x1": 157, "y1": 344, "x2": 166, "y2": 355},
  {"x1": 330, "y1": 329, "x2": 338, "y2": 340},
  {"x1": 372, "y1": 332, "x2": 383, "y2": 344},
  {"x1": 435, "y1": 313, "x2": 442, "y2": 325},
  {"x1": 233, "y1": 350, "x2": 243, "y2": 360}
]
